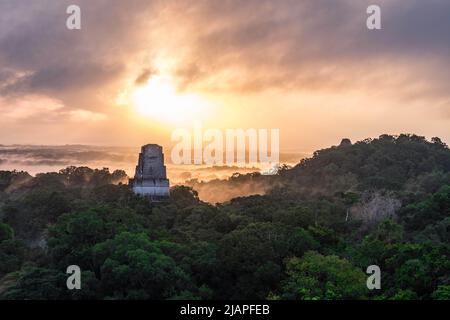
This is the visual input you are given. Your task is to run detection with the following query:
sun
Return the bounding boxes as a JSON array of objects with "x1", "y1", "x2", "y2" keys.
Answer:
[{"x1": 132, "y1": 75, "x2": 208, "y2": 123}]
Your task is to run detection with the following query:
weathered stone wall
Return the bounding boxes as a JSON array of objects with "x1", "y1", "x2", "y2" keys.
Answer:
[{"x1": 130, "y1": 144, "x2": 170, "y2": 198}]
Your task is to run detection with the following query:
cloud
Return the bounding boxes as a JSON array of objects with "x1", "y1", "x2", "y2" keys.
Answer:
[
  {"x1": 1, "y1": 62, "x2": 124, "y2": 96},
  {"x1": 135, "y1": 68, "x2": 157, "y2": 85},
  {"x1": 2, "y1": 0, "x2": 450, "y2": 99},
  {"x1": 1, "y1": 0, "x2": 450, "y2": 147},
  {"x1": 164, "y1": 0, "x2": 450, "y2": 99},
  {"x1": 0, "y1": 95, "x2": 107, "y2": 124},
  {"x1": 0, "y1": 0, "x2": 156, "y2": 108},
  {"x1": 0, "y1": 95, "x2": 64, "y2": 120},
  {"x1": 68, "y1": 109, "x2": 108, "y2": 122}
]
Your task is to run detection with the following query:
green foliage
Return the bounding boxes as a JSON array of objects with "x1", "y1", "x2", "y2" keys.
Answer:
[
  {"x1": 281, "y1": 251, "x2": 366, "y2": 300},
  {"x1": 355, "y1": 241, "x2": 450, "y2": 299},
  {"x1": 0, "y1": 170, "x2": 32, "y2": 192},
  {"x1": 2, "y1": 267, "x2": 67, "y2": 300},
  {"x1": 0, "y1": 239, "x2": 26, "y2": 276},
  {"x1": 400, "y1": 185, "x2": 450, "y2": 234},
  {"x1": 0, "y1": 135, "x2": 450, "y2": 300},
  {"x1": 0, "y1": 223, "x2": 26, "y2": 277},
  {"x1": 0, "y1": 222, "x2": 14, "y2": 242},
  {"x1": 390, "y1": 289, "x2": 418, "y2": 300},
  {"x1": 47, "y1": 206, "x2": 149, "y2": 269},
  {"x1": 283, "y1": 134, "x2": 450, "y2": 195},
  {"x1": 432, "y1": 285, "x2": 450, "y2": 300},
  {"x1": 170, "y1": 186, "x2": 200, "y2": 207},
  {"x1": 372, "y1": 219, "x2": 404, "y2": 244},
  {"x1": 92, "y1": 232, "x2": 193, "y2": 299}
]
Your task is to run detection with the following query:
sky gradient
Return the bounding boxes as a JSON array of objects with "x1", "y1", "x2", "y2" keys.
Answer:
[{"x1": 1, "y1": 0, "x2": 449, "y2": 153}]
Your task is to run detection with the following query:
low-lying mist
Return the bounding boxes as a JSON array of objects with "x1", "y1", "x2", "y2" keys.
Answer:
[{"x1": 0, "y1": 145, "x2": 306, "y2": 203}]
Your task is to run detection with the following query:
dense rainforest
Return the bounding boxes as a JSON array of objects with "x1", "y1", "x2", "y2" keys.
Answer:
[{"x1": 0, "y1": 134, "x2": 449, "y2": 300}]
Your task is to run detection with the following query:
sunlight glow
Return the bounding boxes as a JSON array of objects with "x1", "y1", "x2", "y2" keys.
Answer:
[{"x1": 132, "y1": 75, "x2": 208, "y2": 124}]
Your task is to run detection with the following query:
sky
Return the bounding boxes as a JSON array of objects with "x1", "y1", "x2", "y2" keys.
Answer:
[{"x1": 1, "y1": 0, "x2": 450, "y2": 154}]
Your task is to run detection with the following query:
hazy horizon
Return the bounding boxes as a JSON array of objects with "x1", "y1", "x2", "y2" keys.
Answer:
[
  {"x1": 0, "y1": 143, "x2": 308, "y2": 183},
  {"x1": 1, "y1": 0, "x2": 450, "y2": 152}
]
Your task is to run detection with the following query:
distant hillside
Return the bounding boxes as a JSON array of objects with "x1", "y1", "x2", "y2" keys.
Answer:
[
  {"x1": 188, "y1": 134, "x2": 450, "y2": 202},
  {"x1": 282, "y1": 134, "x2": 450, "y2": 193}
]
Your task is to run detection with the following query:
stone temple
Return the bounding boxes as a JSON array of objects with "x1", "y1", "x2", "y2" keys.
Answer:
[{"x1": 129, "y1": 144, "x2": 170, "y2": 199}]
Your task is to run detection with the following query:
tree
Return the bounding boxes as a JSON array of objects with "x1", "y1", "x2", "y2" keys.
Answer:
[
  {"x1": 281, "y1": 251, "x2": 366, "y2": 300},
  {"x1": 47, "y1": 206, "x2": 148, "y2": 269},
  {"x1": 400, "y1": 185, "x2": 450, "y2": 232},
  {"x1": 170, "y1": 186, "x2": 200, "y2": 207},
  {"x1": 431, "y1": 137, "x2": 448, "y2": 149},
  {"x1": 92, "y1": 232, "x2": 194, "y2": 299},
  {"x1": 432, "y1": 285, "x2": 450, "y2": 300},
  {"x1": 0, "y1": 223, "x2": 25, "y2": 277},
  {"x1": 1, "y1": 267, "x2": 67, "y2": 300},
  {"x1": 373, "y1": 219, "x2": 404, "y2": 244},
  {"x1": 0, "y1": 223, "x2": 14, "y2": 242},
  {"x1": 216, "y1": 223, "x2": 320, "y2": 299},
  {"x1": 0, "y1": 239, "x2": 26, "y2": 276}
]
